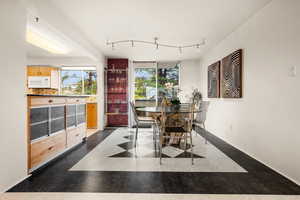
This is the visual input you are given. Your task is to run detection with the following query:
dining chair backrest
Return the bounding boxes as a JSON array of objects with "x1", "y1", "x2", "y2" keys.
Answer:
[
  {"x1": 185, "y1": 103, "x2": 196, "y2": 132},
  {"x1": 194, "y1": 101, "x2": 210, "y2": 124},
  {"x1": 192, "y1": 91, "x2": 202, "y2": 107},
  {"x1": 159, "y1": 97, "x2": 168, "y2": 133},
  {"x1": 130, "y1": 101, "x2": 139, "y2": 123}
]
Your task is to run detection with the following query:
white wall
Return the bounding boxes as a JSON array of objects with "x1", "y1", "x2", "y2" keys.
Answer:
[
  {"x1": 179, "y1": 59, "x2": 201, "y2": 102},
  {"x1": 199, "y1": 0, "x2": 300, "y2": 184},
  {"x1": 0, "y1": 0, "x2": 28, "y2": 192},
  {"x1": 96, "y1": 61, "x2": 105, "y2": 131}
]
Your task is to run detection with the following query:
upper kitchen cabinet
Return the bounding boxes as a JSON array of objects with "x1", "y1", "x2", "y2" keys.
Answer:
[
  {"x1": 27, "y1": 66, "x2": 52, "y2": 76},
  {"x1": 27, "y1": 66, "x2": 60, "y2": 94}
]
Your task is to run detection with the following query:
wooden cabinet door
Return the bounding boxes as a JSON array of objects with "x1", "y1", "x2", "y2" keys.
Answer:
[
  {"x1": 27, "y1": 66, "x2": 41, "y2": 76},
  {"x1": 27, "y1": 66, "x2": 51, "y2": 76},
  {"x1": 39, "y1": 67, "x2": 52, "y2": 76},
  {"x1": 30, "y1": 131, "x2": 66, "y2": 168},
  {"x1": 50, "y1": 68, "x2": 59, "y2": 89},
  {"x1": 87, "y1": 103, "x2": 97, "y2": 129}
]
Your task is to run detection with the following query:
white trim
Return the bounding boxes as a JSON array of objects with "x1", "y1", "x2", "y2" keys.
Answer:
[
  {"x1": 1, "y1": 174, "x2": 31, "y2": 193},
  {"x1": 208, "y1": 131, "x2": 300, "y2": 186}
]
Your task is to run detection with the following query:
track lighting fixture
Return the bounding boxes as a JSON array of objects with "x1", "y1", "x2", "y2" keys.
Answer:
[{"x1": 106, "y1": 37, "x2": 205, "y2": 53}]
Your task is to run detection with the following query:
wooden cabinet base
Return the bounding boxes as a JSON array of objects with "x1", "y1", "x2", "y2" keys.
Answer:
[
  {"x1": 30, "y1": 131, "x2": 66, "y2": 169},
  {"x1": 67, "y1": 124, "x2": 86, "y2": 148},
  {"x1": 28, "y1": 96, "x2": 87, "y2": 172}
]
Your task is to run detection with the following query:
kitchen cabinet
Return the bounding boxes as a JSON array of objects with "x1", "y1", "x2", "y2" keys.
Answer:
[
  {"x1": 27, "y1": 66, "x2": 52, "y2": 76},
  {"x1": 27, "y1": 66, "x2": 59, "y2": 90},
  {"x1": 28, "y1": 95, "x2": 87, "y2": 172},
  {"x1": 30, "y1": 130, "x2": 66, "y2": 169},
  {"x1": 87, "y1": 103, "x2": 97, "y2": 129}
]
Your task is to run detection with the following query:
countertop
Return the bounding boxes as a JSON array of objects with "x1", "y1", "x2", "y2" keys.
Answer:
[{"x1": 27, "y1": 94, "x2": 89, "y2": 98}]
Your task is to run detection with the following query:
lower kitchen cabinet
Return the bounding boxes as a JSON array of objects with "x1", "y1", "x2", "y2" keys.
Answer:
[
  {"x1": 87, "y1": 103, "x2": 97, "y2": 129},
  {"x1": 30, "y1": 131, "x2": 66, "y2": 169},
  {"x1": 28, "y1": 95, "x2": 87, "y2": 172},
  {"x1": 67, "y1": 124, "x2": 86, "y2": 148}
]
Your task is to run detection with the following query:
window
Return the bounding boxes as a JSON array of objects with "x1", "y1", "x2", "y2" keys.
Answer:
[
  {"x1": 83, "y1": 71, "x2": 97, "y2": 95},
  {"x1": 61, "y1": 67, "x2": 97, "y2": 95},
  {"x1": 157, "y1": 64, "x2": 179, "y2": 100},
  {"x1": 134, "y1": 62, "x2": 179, "y2": 103},
  {"x1": 134, "y1": 68, "x2": 156, "y2": 100}
]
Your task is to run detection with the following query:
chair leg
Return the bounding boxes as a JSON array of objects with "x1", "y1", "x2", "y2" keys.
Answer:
[
  {"x1": 203, "y1": 122, "x2": 207, "y2": 144},
  {"x1": 135, "y1": 124, "x2": 139, "y2": 147},
  {"x1": 159, "y1": 139, "x2": 163, "y2": 165},
  {"x1": 153, "y1": 123, "x2": 157, "y2": 151},
  {"x1": 190, "y1": 132, "x2": 194, "y2": 165},
  {"x1": 184, "y1": 132, "x2": 187, "y2": 152},
  {"x1": 194, "y1": 124, "x2": 197, "y2": 137}
]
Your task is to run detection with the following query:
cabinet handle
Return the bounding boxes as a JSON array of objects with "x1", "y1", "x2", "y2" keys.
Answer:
[
  {"x1": 76, "y1": 100, "x2": 79, "y2": 102},
  {"x1": 48, "y1": 146, "x2": 54, "y2": 150},
  {"x1": 48, "y1": 99, "x2": 53, "y2": 103}
]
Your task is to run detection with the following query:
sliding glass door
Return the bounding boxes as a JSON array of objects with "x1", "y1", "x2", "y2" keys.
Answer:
[{"x1": 133, "y1": 62, "x2": 179, "y2": 106}]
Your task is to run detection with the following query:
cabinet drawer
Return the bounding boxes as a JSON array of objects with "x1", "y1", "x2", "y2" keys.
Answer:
[
  {"x1": 30, "y1": 97, "x2": 66, "y2": 106},
  {"x1": 67, "y1": 127, "x2": 84, "y2": 148},
  {"x1": 78, "y1": 123, "x2": 87, "y2": 137},
  {"x1": 30, "y1": 131, "x2": 66, "y2": 168},
  {"x1": 66, "y1": 98, "x2": 86, "y2": 104}
]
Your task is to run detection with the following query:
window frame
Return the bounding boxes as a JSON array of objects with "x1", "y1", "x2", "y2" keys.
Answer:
[
  {"x1": 60, "y1": 66, "x2": 97, "y2": 96},
  {"x1": 133, "y1": 62, "x2": 180, "y2": 104}
]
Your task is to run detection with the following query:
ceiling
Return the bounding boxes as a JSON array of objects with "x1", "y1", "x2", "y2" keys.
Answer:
[
  {"x1": 26, "y1": 43, "x2": 88, "y2": 58},
  {"x1": 28, "y1": 0, "x2": 272, "y2": 61}
]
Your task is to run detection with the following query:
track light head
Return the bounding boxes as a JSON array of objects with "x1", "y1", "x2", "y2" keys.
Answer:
[
  {"x1": 179, "y1": 47, "x2": 182, "y2": 54},
  {"x1": 111, "y1": 43, "x2": 115, "y2": 50}
]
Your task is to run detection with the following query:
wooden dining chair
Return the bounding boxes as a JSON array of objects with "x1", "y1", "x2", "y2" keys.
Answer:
[
  {"x1": 130, "y1": 101, "x2": 156, "y2": 147},
  {"x1": 157, "y1": 99, "x2": 195, "y2": 165}
]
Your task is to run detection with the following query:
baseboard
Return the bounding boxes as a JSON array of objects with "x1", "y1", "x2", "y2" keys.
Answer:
[
  {"x1": 204, "y1": 128, "x2": 300, "y2": 186},
  {"x1": 2, "y1": 174, "x2": 31, "y2": 193}
]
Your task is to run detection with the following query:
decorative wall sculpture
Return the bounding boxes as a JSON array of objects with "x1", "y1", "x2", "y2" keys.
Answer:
[
  {"x1": 207, "y1": 61, "x2": 220, "y2": 98},
  {"x1": 221, "y1": 49, "x2": 242, "y2": 98}
]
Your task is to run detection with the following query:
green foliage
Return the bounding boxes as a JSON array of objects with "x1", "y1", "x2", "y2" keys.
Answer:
[
  {"x1": 134, "y1": 65, "x2": 179, "y2": 100},
  {"x1": 61, "y1": 70, "x2": 97, "y2": 95}
]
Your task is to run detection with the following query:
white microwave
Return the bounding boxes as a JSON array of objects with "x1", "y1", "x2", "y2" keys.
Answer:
[{"x1": 28, "y1": 76, "x2": 51, "y2": 88}]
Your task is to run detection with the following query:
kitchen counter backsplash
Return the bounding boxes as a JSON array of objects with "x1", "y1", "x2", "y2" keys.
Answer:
[
  {"x1": 27, "y1": 88, "x2": 58, "y2": 95},
  {"x1": 27, "y1": 94, "x2": 89, "y2": 98}
]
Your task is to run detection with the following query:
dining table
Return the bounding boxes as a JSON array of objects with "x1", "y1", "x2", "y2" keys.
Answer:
[
  {"x1": 136, "y1": 104, "x2": 199, "y2": 145},
  {"x1": 136, "y1": 104, "x2": 200, "y2": 129},
  {"x1": 136, "y1": 104, "x2": 201, "y2": 114}
]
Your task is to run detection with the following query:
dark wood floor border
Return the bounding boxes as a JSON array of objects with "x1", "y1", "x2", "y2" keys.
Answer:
[{"x1": 7, "y1": 127, "x2": 300, "y2": 194}]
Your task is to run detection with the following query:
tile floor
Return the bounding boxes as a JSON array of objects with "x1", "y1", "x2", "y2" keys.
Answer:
[
  {"x1": 6, "y1": 127, "x2": 300, "y2": 194},
  {"x1": 71, "y1": 128, "x2": 246, "y2": 172}
]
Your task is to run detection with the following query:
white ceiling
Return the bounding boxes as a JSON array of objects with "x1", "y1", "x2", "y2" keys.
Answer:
[
  {"x1": 29, "y1": 0, "x2": 272, "y2": 61},
  {"x1": 26, "y1": 43, "x2": 88, "y2": 58}
]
